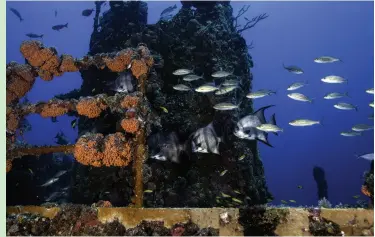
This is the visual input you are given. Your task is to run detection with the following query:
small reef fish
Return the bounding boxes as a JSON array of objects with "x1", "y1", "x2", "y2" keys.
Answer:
[
  {"x1": 211, "y1": 70, "x2": 233, "y2": 78},
  {"x1": 39, "y1": 178, "x2": 59, "y2": 187},
  {"x1": 144, "y1": 190, "x2": 153, "y2": 193},
  {"x1": 324, "y1": 92, "x2": 350, "y2": 100},
  {"x1": 52, "y1": 23, "x2": 68, "y2": 31},
  {"x1": 195, "y1": 84, "x2": 218, "y2": 93},
  {"x1": 282, "y1": 63, "x2": 303, "y2": 74},
  {"x1": 55, "y1": 10, "x2": 57, "y2": 17},
  {"x1": 173, "y1": 84, "x2": 191, "y2": 91},
  {"x1": 191, "y1": 122, "x2": 222, "y2": 155},
  {"x1": 281, "y1": 200, "x2": 288, "y2": 204},
  {"x1": 215, "y1": 86, "x2": 237, "y2": 95},
  {"x1": 213, "y1": 102, "x2": 238, "y2": 111},
  {"x1": 109, "y1": 71, "x2": 135, "y2": 93},
  {"x1": 160, "y1": 4, "x2": 177, "y2": 17},
  {"x1": 82, "y1": 9, "x2": 95, "y2": 17},
  {"x1": 10, "y1": 8, "x2": 24, "y2": 22},
  {"x1": 321, "y1": 75, "x2": 347, "y2": 84},
  {"x1": 26, "y1": 33, "x2": 43, "y2": 39},
  {"x1": 53, "y1": 170, "x2": 68, "y2": 178},
  {"x1": 221, "y1": 192, "x2": 231, "y2": 198},
  {"x1": 238, "y1": 154, "x2": 245, "y2": 161},
  {"x1": 246, "y1": 89, "x2": 276, "y2": 99},
  {"x1": 160, "y1": 106, "x2": 168, "y2": 113},
  {"x1": 172, "y1": 69, "x2": 192, "y2": 76},
  {"x1": 222, "y1": 79, "x2": 239, "y2": 86},
  {"x1": 314, "y1": 56, "x2": 342, "y2": 63},
  {"x1": 334, "y1": 102, "x2": 357, "y2": 111},
  {"x1": 220, "y1": 170, "x2": 228, "y2": 176},
  {"x1": 289, "y1": 119, "x2": 321, "y2": 127},
  {"x1": 287, "y1": 93, "x2": 313, "y2": 103},
  {"x1": 232, "y1": 198, "x2": 243, "y2": 204},
  {"x1": 51, "y1": 117, "x2": 58, "y2": 123},
  {"x1": 366, "y1": 88, "x2": 374, "y2": 94},
  {"x1": 289, "y1": 200, "x2": 297, "y2": 203},
  {"x1": 234, "y1": 190, "x2": 241, "y2": 194},
  {"x1": 352, "y1": 195, "x2": 360, "y2": 199},
  {"x1": 71, "y1": 119, "x2": 77, "y2": 129},
  {"x1": 352, "y1": 124, "x2": 373, "y2": 132},
  {"x1": 256, "y1": 124, "x2": 283, "y2": 133},
  {"x1": 340, "y1": 131, "x2": 361, "y2": 137},
  {"x1": 287, "y1": 82, "x2": 308, "y2": 91},
  {"x1": 297, "y1": 185, "x2": 303, "y2": 189},
  {"x1": 233, "y1": 105, "x2": 278, "y2": 148},
  {"x1": 183, "y1": 74, "x2": 203, "y2": 82},
  {"x1": 148, "y1": 132, "x2": 186, "y2": 163},
  {"x1": 370, "y1": 102, "x2": 374, "y2": 108},
  {"x1": 356, "y1": 153, "x2": 374, "y2": 161}
]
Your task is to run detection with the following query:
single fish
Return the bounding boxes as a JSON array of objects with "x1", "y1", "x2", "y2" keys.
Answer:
[
  {"x1": 195, "y1": 84, "x2": 218, "y2": 93},
  {"x1": 281, "y1": 200, "x2": 288, "y2": 204},
  {"x1": 353, "y1": 195, "x2": 360, "y2": 199},
  {"x1": 352, "y1": 124, "x2": 373, "y2": 132},
  {"x1": 45, "y1": 191, "x2": 63, "y2": 202},
  {"x1": 287, "y1": 81, "x2": 308, "y2": 91},
  {"x1": 256, "y1": 124, "x2": 283, "y2": 133},
  {"x1": 289, "y1": 200, "x2": 297, "y2": 203},
  {"x1": 366, "y1": 88, "x2": 374, "y2": 94},
  {"x1": 232, "y1": 198, "x2": 243, "y2": 204},
  {"x1": 160, "y1": 106, "x2": 168, "y2": 113},
  {"x1": 191, "y1": 122, "x2": 222, "y2": 155},
  {"x1": 10, "y1": 8, "x2": 24, "y2": 22},
  {"x1": 71, "y1": 119, "x2": 77, "y2": 129},
  {"x1": 220, "y1": 170, "x2": 228, "y2": 176},
  {"x1": 211, "y1": 70, "x2": 234, "y2": 78},
  {"x1": 39, "y1": 178, "x2": 59, "y2": 187},
  {"x1": 215, "y1": 85, "x2": 238, "y2": 95},
  {"x1": 82, "y1": 9, "x2": 95, "y2": 17},
  {"x1": 314, "y1": 56, "x2": 342, "y2": 63},
  {"x1": 297, "y1": 185, "x2": 303, "y2": 189},
  {"x1": 246, "y1": 89, "x2": 276, "y2": 99},
  {"x1": 324, "y1": 92, "x2": 350, "y2": 100},
  {"x1": 55, "y1": 10, "x2": 57, "y2": 17},
  {"x1": 183, "y1": 74, "x2": 203, "y2": 82},
  {"x1": 148, "y1": 132, "x2": 186, "y2": 163},
  {"x1": 222, "y1": 79, "x2": 239, "y2": 86},
  {"x1": 172, "y1": 68, "x2": 192, "y2": 76},
  {"x1": 234, "y1": 105, "x2": 278, "y2": 147},
  {"x1": 144, "y1": 190, "x2": 153, "y2": 193},
  {"x1": 108, "y1": 71, "x2": 135, "y2": 93},
  {"x1": 26, "y1": 33, "x2": 43, "y2": 39},
  {"x1": 340, "y1": 131, "x2": 362, "y2": 137},
  {"x1": 287, "y1": 93, "x2": 313, "y2": 103},
  {"x1": 51, "y1": 117, "x2": 58, "y2": 123},
  {"x1": 54, "y1": 170, "x2": 68, "y2": 178},
  {"x1": 52, "y1": 23, "x2": 68, "y2": 31},
  {"x1": 160, "y1": 4, "x2": 177, "y2": 17},
  {"x1": 321, "y1": 75, "x2": 347, "y2": 84},
  {"x1": 355, "y1": 153, "x2": 374, "y2": 161},
  {"x1": 370, "y1": 102, "x2": 374, "y2": 108},
  {"x1": 238, "y1": 155, "x2": 245, "y2": 161},
  {"x1": 283, "y1": 63, "x2": 303, "y2": 74},
  {"x1": 234, "y1": 190, "x2": 241, "y2": 194},
  {"x1": 289, "y1": 119, "x2": 321, "y2": 127},
  {"x1": 213, "y1": 102, "x2": 238, "y2": 111},
  {"x1": 221, "y1": 192, "x2": 231, "y2": 198},
  {"x1": 334, "y1": 102, "x2": 357, "y2": 111},
  {"x1": 173, "y1": 84, "x2": 191, "y2": 91}
]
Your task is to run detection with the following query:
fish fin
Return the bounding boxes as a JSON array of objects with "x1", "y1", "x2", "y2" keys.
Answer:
[
  {"x1": 257, "y1": 137, "x2": 274, "y2": 148},
  {"x1": 339, "y1": 59, "x2": 343, "y2": 63},
  {"x1": 269, "y1": 113, "x2": 278, "y2": 136},
  {"x1": 253, "y1": 105, "x2": 275, "y2": 124},
  {"x1": 345, "y1": 92, "x2": 350, "y2": 98},
  {"x1": 320, "y1": 117, "x2": 324, "y2": 126},
  {"x1": 355, "y1": 154, "x2": 361, "y2": 159},
  {"x1": 65, "y1": 23, "x2": 68, "y2": 28},
  {"x1": 282, "y1": 63, "x2": 286, "y2": 69},
  {"x1": 41, "y1": 34, "x2": 44, "y2": 38},
  {"x1": 20, "y1": 18, "x2": 24, "y2": 22},
  {"x1": 355, "y1": 106, "x2": 358, "y2": 111}
]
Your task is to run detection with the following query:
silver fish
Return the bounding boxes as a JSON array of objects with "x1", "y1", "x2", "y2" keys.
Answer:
[
  {"x1": 173, "y1": 69, "x2": 192, "y2": 76},
  {"x1": 287, "y1": 93, "x2": 313, "y2": 103},
  {"x1": 370, "y1": 102, "x2": 374, "y2": 108},
  {"x1": 183, "y1": 74, "x2": 203, "y2": 82},
  {"x1": 334, "y1": 102, "x2": 357, "y2": 111},
  {"x1": 148, "y1": 132, "x2": 186, "y2": 163},
  {"x1": 191, "y1": 122, "x2": 222, "y2": 155},
  {"x1": 366, "y1": 88, "x2": 374, "y2": 94},
  {"x1": 160, "y1": 4, "x2": 177, "y2": 17},
  {"x1": 234, "y1": 105, "x2": 278, "y2": 147},
  {"x1": 40, "y1": 178, "x2": 59, "y2": 187},
  {"x1": 53, "y1": 170, "x2": 68, "y2": 178},
  {"x1": 314, "y1": 56, "x2": 342, "y2": 63},
  {"x1": 324, "y1": 92, "x2": 350, "y2": 100},
  {"x1": 195, "y1": 84, "x2": 218, "y2": 93},
  {"x1": 173, "y1": 84, "x2": 191, "y2": 91},
  {"x1": 283, "y1": 63, "x2": 303, "y2": 74},
  {"x1": 246, "y1": 89, "x2": 276, "y2": 99},
  {"x1": 213, "y1": 102, "x2": 238, "y2": 111},
  {"x1": 215, "y1": 86, "x2": 238, "y2": 95},
  {"x1": 256, "y1": 124, "x2": 283, "y2": 133},
  {"x1": 287, "y1": 82, "x2": 308, "y2": 91},
  {"x1": 340, "y1": 131, "x2": 362, "y2": 137},
  {"x1": 321, "y1": 75, "x2": 347, "y2": 84},
  {"x1": 356, "y1": 153, "x2": 374, "y2": 161},
  {"x1": 109, "y1": 71, "x2": 135, "y2": 93},
  {"x1": 289, "y1": 119, "x2": 321, "y2": 127},
  {"x1": 352, "y1": 124, "x2": 373, "y2": 132},
  {"x1": 222, "y1": 79, "x2": 239, "y2": 86},
  {"x1": 211, "y1": 70, "x2": 233, "y2": 78}
]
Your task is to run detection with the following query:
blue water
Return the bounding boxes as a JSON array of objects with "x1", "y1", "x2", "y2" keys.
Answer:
[{"x1": 6, "y1": 1, "x2": 374, "y2": 207}]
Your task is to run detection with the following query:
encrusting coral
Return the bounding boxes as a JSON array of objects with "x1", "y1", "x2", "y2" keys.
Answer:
[
  {"x1": 76, "y1": 97, "x2": 108, "y2": 118},
  {"x1": 40, "y1": 101, "x2": 70, "y2": 118},
  {"x1": 103, "y1": 49, "x2": 134, "y2": 72},
  {"x1": 121, "y1": 118, "x2": 140, "y2": 134}
]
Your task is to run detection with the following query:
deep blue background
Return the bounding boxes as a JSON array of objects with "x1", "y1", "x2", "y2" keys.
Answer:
[{"x1": 6, "y1": 1, "x2": 374, "y2": 206}]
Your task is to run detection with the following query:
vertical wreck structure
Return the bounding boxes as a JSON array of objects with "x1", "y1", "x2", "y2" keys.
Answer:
[{"x1": 72, "y1": 0, "x2": 272, "y2": 207}]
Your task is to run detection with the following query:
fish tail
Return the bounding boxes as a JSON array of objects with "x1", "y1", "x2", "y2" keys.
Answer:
[
  {"x1": 355, "y1": 106, "x2": 358, "y2": 112},
  {"x1": 355, "y1": 154, "x2": 361, "y2": 159},
  {"x1": 40, "y1": 34, "x2": 44, "y2": 38},
  {"x1": 339, "y1": 59, "x2": 343, "y2": 63},
  {"x1": 20, "y1": 18, "x2": 24, "y2": 22},
  {"x1": 65, "y1": 23, "x2": 68, "y2": 28},
  {"x1": 345, "y1": 92, "x2": 350, "y2": 98},
  {"x1": 320, "y1": 117, "x2": 324, "y2": 126}
]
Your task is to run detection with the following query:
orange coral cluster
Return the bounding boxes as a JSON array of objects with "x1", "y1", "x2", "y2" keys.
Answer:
[
  {"x1": 76, "y1": 97, "x2": 108, "y2": 118},
  {"x1": 362, "y1": 185, "x2": 372, "y2": 197},
  {"x1": 20, "y1": 41, "x2": 61, "y2": 81},
  {"x1": 40, "y1": 101, "x2": 69, "y2": 118},
  {"x1": 6, "y1": 159, "x2": 12, "y2": 173},
  {"x1": 6, "y1": 62, "x2": 37, "y2": 105},
  {"x1": 121, "y1": 118, "x2": 140, "y2": 134},
  {"x1": 59, "y1": 54, "x2": 79, "y2": 72},
  {"x1": 74, "y1": 133, "x2": 132, "y2": 167},
  {"x1": 130, "y1": 60, "x2": 149, "y2": 79},
  {"x1": 6, "y1": 108, "x2": 20, "y2": 133},
  {"x1": 103, "y1": 49, "x2": 133, "y2": 72},
  {"x1": 121, "y1": 95, "x2": 140, "y2": 109}
]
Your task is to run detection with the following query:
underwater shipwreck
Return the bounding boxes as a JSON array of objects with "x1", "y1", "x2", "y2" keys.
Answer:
[{"x1": 6, "y1": 1, "x2": 374, "y2": 236}]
